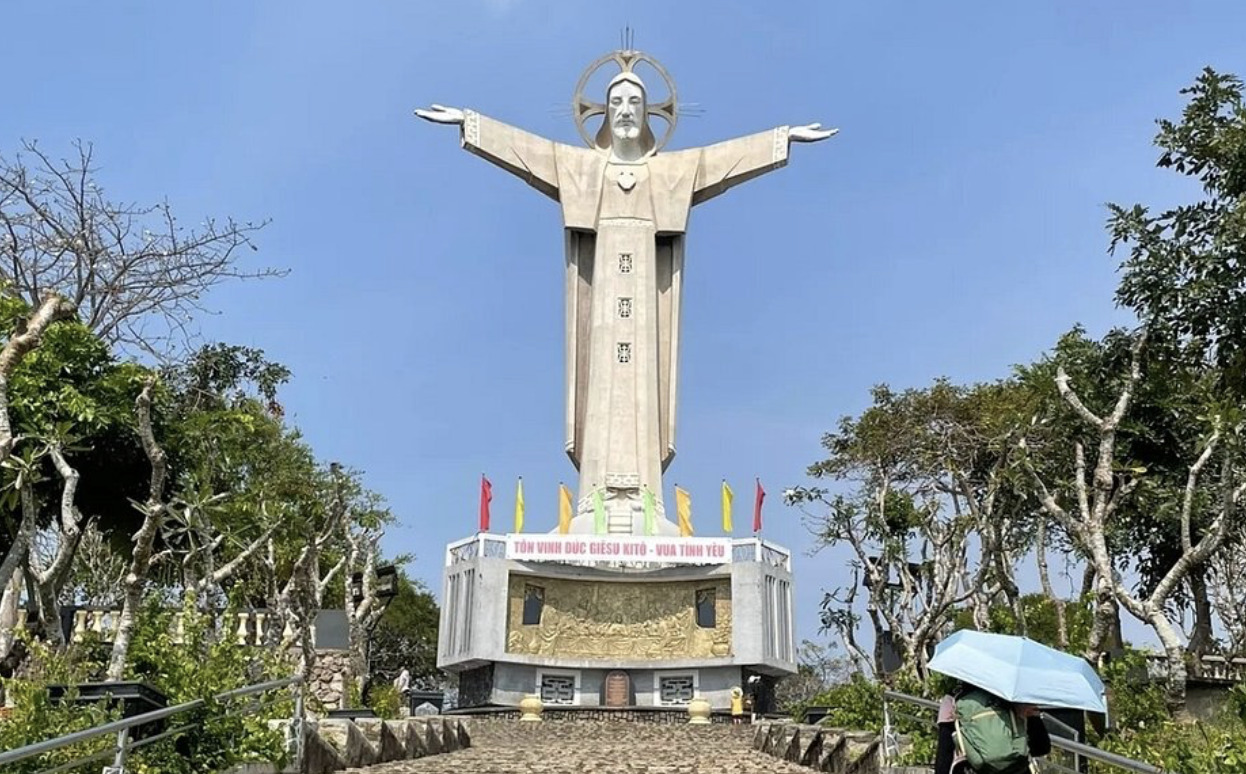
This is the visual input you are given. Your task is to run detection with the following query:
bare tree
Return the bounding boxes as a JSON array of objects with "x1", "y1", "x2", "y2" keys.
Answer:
[
  {"x1": 63, "y1": 522, "x2": 127, "y2": 607},
  {"x1": 794, "y1": 488, "x2": 976, "y2": 680},
  {"x1": 1027, "y1": 332, "x2": 1244, "y2": 706},
  {"x1": 1208, "y1": 525, "x2": 1246, "y2": 656},
  {"x1": 344, "y1": 523, "x2": 387, "y2": 702},
  {"x1": 264, "y1": 465, "x2": 351, "y2": 685},
  {"x1": 0, "y1": 141, "x2": 281, "y2": 357},
  {"x1": 775, "y1": 639, "x2": 852, "y2": 711}
]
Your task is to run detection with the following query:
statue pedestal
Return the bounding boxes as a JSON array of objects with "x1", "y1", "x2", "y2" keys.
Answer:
[{"x1": 437, "y1": 533, "x2": 795, "y2": 712}]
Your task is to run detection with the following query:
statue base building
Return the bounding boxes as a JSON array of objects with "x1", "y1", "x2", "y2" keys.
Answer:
[{"x1": 437, "y1": 533, "x2": 795, "y2": 711}]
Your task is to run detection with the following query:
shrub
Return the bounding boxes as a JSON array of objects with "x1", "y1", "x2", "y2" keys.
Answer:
[
  {"x1": 0, "y1": 635, "x2": 119, "y2": 774},
  {"x1": 0, "y1": 599, "x2": 293, "y2": 774},
  {"x1": 367, "y1": 683, "x2": 403, "y2": 720}
]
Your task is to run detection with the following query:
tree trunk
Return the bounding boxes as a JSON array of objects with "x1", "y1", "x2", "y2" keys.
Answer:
[
  {"x1": 1080, "y1": 563, "x2": 1095, "y2": 598},
  {"x1": 0, "y1": 573, "x2": 22, "y2": 666},
  {"x1": 1086, "y1": 570, "x2": 1123, "y2": 665},
  {"x1": 1149, "y1": 609, "x2": 1190, "y2": 712},
  {"x1": 106, "y1": 381, "x2": 167, "y2": 681},
  {"x1": 1036, "y1": 520, "x2": 1069, "y2": 648},
  {"x1": 1186, "y1": 567, "x2": 1214, "y2": 657},
  {"x1": 105, "y1": 510, "x2": 161, "y2": 680},
  {"x1": 0, "y1": 293, "x2": 77, "y2": 463}
]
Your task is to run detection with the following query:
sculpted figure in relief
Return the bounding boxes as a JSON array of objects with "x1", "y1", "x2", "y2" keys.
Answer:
[{"x1": 504, "y1": 577, "x2": 732, "y2": 659}]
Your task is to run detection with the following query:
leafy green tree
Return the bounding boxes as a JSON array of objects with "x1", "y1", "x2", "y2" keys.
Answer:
[
  {"x1": 1108, "y1": 68, "x2": 1246, "y2": 392},
  {"x1": 791, "y1": 378, "x2": 1038, "y2": 679}
]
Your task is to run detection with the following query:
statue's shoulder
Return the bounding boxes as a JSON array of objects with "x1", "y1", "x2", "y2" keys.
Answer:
[
  {"x1": 648, "y1": 147, "x2": 702, "y2": 173},
  {"x1": 555, "y1": 143, "x2": 608, "y2": 170}
]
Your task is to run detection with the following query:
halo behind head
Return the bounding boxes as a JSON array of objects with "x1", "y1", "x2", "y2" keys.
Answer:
[{"x1": 573, "y1": 49, "x2": 679, "y2": 153}]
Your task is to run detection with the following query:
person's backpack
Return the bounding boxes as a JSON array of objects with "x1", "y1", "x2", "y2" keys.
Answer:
[{"x1": 953, "y1": 688, "x2": 1031, "y2": 774}]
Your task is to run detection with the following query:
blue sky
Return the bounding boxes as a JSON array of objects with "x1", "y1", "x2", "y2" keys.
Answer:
[{"x1": 4, "y1": 1, "x2": 1244, "y2": 651}]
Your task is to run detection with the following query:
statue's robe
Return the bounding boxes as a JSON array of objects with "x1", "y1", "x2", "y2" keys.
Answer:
[{"x1": 460, "y1": 110, "x2": 790, "y2": 535}]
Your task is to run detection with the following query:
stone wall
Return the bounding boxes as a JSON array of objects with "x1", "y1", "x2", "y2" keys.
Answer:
[
  {"x1": 307, "y1": 649, "x2": 351, "y2": 711},
  {"x1": 752, "y1": 720, "x2": 882, "y2": 774},
  {"x1": 300, "y1": 715, "x2": 471, "y2": 774}
]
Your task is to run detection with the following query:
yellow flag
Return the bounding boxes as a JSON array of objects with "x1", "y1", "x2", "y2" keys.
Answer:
[
  {"x1": 721, "y1": 480, "x2": 734, "y2": 534},
  {"x1": 676, "y1": 486, "x2": 693, "y2": 537},
  {"x1": 558, "y1": 483, "x2": 573, "y2": 534},
  {"x1": 514, "y1": 477, "x2": 525, "y2": 533}
]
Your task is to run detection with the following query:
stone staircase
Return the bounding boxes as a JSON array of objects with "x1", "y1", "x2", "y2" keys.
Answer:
[{"x1": 343, "y1": 717, "x2": 883, "y2": 774}]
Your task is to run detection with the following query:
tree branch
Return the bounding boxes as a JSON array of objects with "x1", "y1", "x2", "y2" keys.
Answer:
[{"x1": 0, "y1": 293, "x2": 76, "y2": 461}]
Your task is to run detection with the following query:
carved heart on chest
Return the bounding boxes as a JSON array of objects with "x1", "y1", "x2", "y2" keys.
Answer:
[{"x1": 616, "y1": 169, "x2": 637, "y2": 191}]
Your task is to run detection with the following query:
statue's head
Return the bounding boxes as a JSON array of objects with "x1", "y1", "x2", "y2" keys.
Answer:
[{"x1": 595, "y1": 71, "x2": 656, "y2": 155}]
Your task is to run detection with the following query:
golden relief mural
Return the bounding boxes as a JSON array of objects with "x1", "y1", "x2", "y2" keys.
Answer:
[{"x1": 505, "y1": 575, "x2": 732, "y2": 660}]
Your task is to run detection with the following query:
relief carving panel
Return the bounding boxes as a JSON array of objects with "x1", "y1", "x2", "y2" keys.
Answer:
[{"x1": 505, "y1": 575, "x2": 732, "y2": 660}]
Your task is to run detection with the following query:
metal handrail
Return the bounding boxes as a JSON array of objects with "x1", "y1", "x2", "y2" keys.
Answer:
[
  {"x1": 881, "y1": 690, "x2": 1164, "y2": 774},
  {"x1": 0, "y1": 675, "x2": 303, "y2": 773}
]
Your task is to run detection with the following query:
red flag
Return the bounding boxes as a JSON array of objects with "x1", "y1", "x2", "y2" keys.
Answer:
[
  {"x1": 479, "y1": 474, "x2": 493, "y2": 532},
  {"x1": 753, "y1": 478, "x2": 766, "y2": 533}
]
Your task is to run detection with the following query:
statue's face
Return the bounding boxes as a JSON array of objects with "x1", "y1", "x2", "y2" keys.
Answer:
[{"x1": 608, "y1": 80, "x2": 646, "y2": 143}]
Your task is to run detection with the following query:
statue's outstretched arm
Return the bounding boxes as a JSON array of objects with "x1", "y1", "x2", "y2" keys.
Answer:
[
  {"x1": 415, "y1": 104, "x2": 560, "y2": 200},
  {"x1": 692, "y1": 122, "x2": 837, "y2": 205}
]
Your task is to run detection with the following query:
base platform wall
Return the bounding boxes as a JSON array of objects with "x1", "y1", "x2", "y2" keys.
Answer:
[{"x1": 437, "y1": 535, "x2": 796, "y2": 711}]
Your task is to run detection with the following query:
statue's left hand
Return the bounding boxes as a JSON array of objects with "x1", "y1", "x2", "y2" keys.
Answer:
[
  {"x1": 790, "y1": 123, "x2": 839, "y2": 143},
  {"x1": 414, "y1": 104, "x2": 465, "y2": 125}
]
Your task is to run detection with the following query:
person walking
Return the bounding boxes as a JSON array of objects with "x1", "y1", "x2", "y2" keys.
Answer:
[
  {"x1": 730, "y1": 686, "x2": 745, "y2": 725},
  {"x1": 933, "y1": 682, "x2": 1051, "y2": 774}
]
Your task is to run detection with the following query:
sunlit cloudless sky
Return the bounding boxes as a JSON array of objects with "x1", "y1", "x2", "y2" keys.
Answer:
[{"x1": 4, "y1": 1, "x2": 1244, "y2": 649}]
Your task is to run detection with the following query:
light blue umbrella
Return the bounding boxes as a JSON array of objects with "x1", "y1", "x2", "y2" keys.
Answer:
[{"x1": 928, "y1": 629, "x2": 1107, "y2": 714}]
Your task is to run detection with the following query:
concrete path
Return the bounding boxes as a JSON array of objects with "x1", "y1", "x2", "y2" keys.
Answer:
[{"x1": 346, "y1": 718, "x2": 818, "y2": 774}]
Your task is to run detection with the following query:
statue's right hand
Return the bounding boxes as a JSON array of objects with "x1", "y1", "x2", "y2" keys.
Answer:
[{"x1": 414, "y1": 104, "x2": 465, "y2": 125}]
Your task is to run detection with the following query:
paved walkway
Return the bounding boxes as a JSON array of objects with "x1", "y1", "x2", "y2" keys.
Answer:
[{"x1": 346, "y1": 718, "x2": 819, "y2": 773}]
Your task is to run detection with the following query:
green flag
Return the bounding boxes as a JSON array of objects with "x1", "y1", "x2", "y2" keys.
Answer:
[
  {"x1": 593, "y1": 489, "x2": 607, "y2": 534},
  {"x1": 643, "y1": 487, "x2": 657, "y2": 536}
]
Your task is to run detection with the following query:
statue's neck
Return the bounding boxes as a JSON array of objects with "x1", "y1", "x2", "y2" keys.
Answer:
[{"x1": 610, "y1": 138, "x2": 645, "y2": 163}]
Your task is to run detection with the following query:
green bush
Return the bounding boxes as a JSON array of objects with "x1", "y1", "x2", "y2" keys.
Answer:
[
  {"x1": 796, "y1": 672, "x2": 883, "y2": 727},
  {"x1": 367, "y1": 683, "x2": 403, "y2": 719},
  {"x1": 120, "y1": 598, "x2": 290, "y2": 774},
  {"x1": 1085, "y1": 648, "x2": 1246, "y2": 773},
  {"x1": 0, "y1": 634, "x2": 120, "y2": 774},
  {"x1": 0, "y1": 599, "x2": 293, "y2": 774}
]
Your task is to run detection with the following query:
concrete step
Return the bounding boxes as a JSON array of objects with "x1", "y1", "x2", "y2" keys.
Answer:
[{"x1": 347, "y1": 719, "x2": 820, "y2": 773}]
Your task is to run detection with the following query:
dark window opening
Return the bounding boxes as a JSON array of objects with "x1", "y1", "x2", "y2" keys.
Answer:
[
  {"x1": 522, "y1": 584, "x2": 545, "y2": 625},
  {"x1": 695, "y1": 588, "x2": 716, "y2": 628}
]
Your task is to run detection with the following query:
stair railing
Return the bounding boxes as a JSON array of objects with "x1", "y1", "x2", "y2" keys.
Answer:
[
  {"x1": 0, "y1": 676, "x2": 303, "y2": 774},
  {"x1": 881, "y1": 690, "x2": 1164, "y2": 774}
]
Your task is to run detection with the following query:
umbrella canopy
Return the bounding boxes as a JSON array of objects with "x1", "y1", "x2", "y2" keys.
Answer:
[{"x1": 928, "y1": 629, "x2": 1107, "y2": 714}]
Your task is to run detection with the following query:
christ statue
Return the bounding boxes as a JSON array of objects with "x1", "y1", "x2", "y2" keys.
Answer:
[{"x1": 416, "y1": 50, "x2": 835, "y2": 536}]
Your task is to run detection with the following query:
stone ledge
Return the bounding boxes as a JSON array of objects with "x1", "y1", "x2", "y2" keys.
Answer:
[
  {"x1": 274, "y1": 716, "x2": 470, "y2": 773},
  {"x1": 447, "y1": 705, "x2": 736, "y2": 724},
  {"x1": 752, "y1": 720, "x2": 882, "y2": 774}
]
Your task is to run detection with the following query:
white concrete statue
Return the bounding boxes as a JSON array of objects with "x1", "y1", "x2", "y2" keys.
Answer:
[{"x1": 416, "y1": 50, "x2": 835, "y2": 536}]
